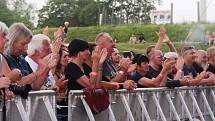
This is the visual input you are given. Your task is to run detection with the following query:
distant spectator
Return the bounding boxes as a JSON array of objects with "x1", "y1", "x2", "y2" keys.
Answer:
[
  {"x1": 63, "y1": 21, "x2": 69, "y2": 41},
  {"x1": 129, "y1": 34, "x2": 137, "y2": 44},
  {"x1": 209, "y1": 32, "x2": 215, "y2": 46},
  {"x1": 139, "y1": 33, "x2": 146, "y2": 44}
]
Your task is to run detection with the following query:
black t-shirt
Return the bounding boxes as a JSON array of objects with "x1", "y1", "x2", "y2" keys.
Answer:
[
  {"x1": 145, "y1": 66, "x2": 162, "y2": 79},
  {"x1": 129, "y1": 71, "x2": 142, "y2": 83},
  {"x1": 129, "y1": 71, "x2": 146, "y2": 88},
  {"x1": 193, "y1": 62, "x2": 203, "y2": 74},
  {"x1": 207, "y1": 63, "x2": 215, "y2": 74},
  {"x1": 64, "y1": 62, "x2": 86, "y2": 90},
  {"x1": 83, "y1": 63, "x2": 111, "y2": 82},
  {"x1": 182, "y1": 64, "x2": 197, "y2": 78}
]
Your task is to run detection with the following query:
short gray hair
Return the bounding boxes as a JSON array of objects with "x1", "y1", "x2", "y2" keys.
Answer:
[
  {"x1": 6, "y1": 23, "x2": 32, "y2": 52},
  {"x1": 27, "y1": 34, "x2": 50, "y2": 56},
  {"x1": 207, "y1": 46, "x2": 215, "y2": 57},
  {"x1": 0, "y1": 21, "x2": 8, "y2": 34},
  {"x1": 95, "y1": 32, "x2": 112, "y2": 43}
]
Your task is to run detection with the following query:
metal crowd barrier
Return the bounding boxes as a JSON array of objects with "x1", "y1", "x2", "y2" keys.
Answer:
[
  {"x1": 68, "y1": 86, "x2": 215, "y2": 121},
  {"x1": 0, "y1": 90, "x2": 56, "y2": 121}
]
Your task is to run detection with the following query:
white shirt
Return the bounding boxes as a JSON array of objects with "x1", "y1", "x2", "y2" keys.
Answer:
[{"x1": 25, "y1": 56, "x2": 38, "y2": 72}]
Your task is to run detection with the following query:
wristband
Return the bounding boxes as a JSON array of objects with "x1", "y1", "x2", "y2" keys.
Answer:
[
  {"x1": 90, "y1": 72, "x2": 98, "y2": 76},
  {"x1": 115, "y1": 83, "x2": 120, "y2": 90},
  {"x1": 119, "y1": 71, "x2": 124, "y2": 75}
]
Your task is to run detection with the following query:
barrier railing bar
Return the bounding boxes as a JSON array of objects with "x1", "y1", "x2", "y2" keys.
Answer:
[
  {"x1": 30, "y1": 97, "x2": 39, "y2": 120},
  {"x1": 152, "y1": 92, "x2": 167, "y2": 121},
  {"x1": 210, "y1": 89, "x2": 215, "y2": 103},
  {"x1": 43, "y1": 97, "x2": 58, "y2": 121},
  {"x1": 200, "y1": 90, "x2": 215, "y2": 121},
  {"x1": 15, "y1": 98, "x2": 29, "y2": 121},
  {"x1": 165, "y1": 93, "x2": 180, "y2": 121},
  {"x1": 80, "y1": 96, "x2": 95, "y2": 121},
  {"x1": 108, "y1": 94, "x2": 116, "y2": 121},
  {"x1": 137, "y1": 94, "x2": 151, "y2": 121},
  {"x1": 26, "y1": 97, "x2": 31, "y2": 120},
  {"x1": 189, "y1": 91, "x2": 205, "y2": 121},
  {"x1": 108, "y1": 106, "x2": 116, "y2": 121},
  {"x1": 178, "y1": 91, "x2": 193, "y2": 121},
  {"x1": 120, "y1": 94, "x2": 135, "y2": 121}
]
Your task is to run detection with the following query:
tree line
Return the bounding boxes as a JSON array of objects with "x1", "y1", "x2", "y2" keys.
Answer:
[
  {"x1": 38, "y1": 0, "x2": 159, "y2": 27},
  {"x1": 0, "y1": 0, "x2": 34, "y2": 28},
  {"x1": 0, "y1": 0, "x2": 160, "y2": 28}
]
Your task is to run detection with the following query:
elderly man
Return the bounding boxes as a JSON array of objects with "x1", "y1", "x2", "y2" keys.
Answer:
[
  {"x1": 25, "y1": 34, "x2": 59, "y2": 90},
  {"x1": 193, "y1": 50, "x2": 208, "y2": 74},
  {"x1": 207, "y1": 47, "x2": 215, "y2": 74},
  {"x1": 181, "y1": 46, "x2": 215, "y2": 86},
  {"x1": 95, "y1": 32, "x2": 136, "y2": 88}
]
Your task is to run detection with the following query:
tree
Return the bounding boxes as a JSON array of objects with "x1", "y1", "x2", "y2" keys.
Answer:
[
  {"x1": 0, "y1": 0, "x2": 34, "y2": 28},
  {"x1": 38, "y1": 0, "x2": 99, "y2": 27},
  {"x1": 38, "y1": 0, "x2": 160, "y2": 27}
]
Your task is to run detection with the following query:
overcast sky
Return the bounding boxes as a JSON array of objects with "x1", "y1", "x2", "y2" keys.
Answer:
[{"x1": 27, "y1": 0, "x2": 215, "y2": 25}]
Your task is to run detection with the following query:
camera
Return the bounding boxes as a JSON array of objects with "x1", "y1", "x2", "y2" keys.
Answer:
[{"x1": 9, "y1": 84, "x2": 32, "y2": 99}]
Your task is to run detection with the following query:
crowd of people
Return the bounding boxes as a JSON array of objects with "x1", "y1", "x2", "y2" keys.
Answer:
[{"x1": 0, "y1": 21, "x2": 215, "y2": 120}]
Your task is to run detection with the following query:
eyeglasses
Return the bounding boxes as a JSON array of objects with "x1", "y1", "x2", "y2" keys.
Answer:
[{"x1": 182, "y1": 46, "x2": 195, "y2": 53}]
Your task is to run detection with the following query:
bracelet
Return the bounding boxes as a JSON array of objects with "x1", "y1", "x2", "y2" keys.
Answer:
[
  {"x1": 90, "y1": 72, "x2": 98, "y2": 76},
  {"x1": 119, "y1": 71, "x2": 124, "y2": 75}
]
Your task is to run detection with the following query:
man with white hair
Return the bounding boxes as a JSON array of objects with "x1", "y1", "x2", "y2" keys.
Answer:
[
  {"x1": 25, "y1": 34, "x2": 58, "y2": 90},
  {"x1": 193, "y1": 50, "x2": 208, "y2": 74}
]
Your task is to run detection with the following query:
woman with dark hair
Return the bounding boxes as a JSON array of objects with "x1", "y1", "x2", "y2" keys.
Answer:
[
  {"x1": 52, "y1": 45, "x2": 69, "y2": 121},
  {"x1": 53, "y1": 45, "x2": 69, "y2": 100},
  {"x1": 64, "y1": 39, "x2": 107, "y2": 121}
]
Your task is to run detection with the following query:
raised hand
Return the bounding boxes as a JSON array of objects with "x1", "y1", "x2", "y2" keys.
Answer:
[
  {"x1": 119, "y1": 58, "x2": 132, "y2": 72},
  {"x1": 47, "y1": 54, "x2": 60, "y2": 69},
  {"x1": 99, "y1": 48, "x2": 108, "y2": 65},
  {"x1": 175, "y1": 57, "x2": 184, "y2": 71},
  {"x1": 156, "y1": 26, "x2": 166, "y2": 41},
  {"x1": 163, "y1": 58, "x2": 176, "y2": 71},
  {"x1": 51, "y1": 37, "x2": 62, "y2": 54},
  {"x1": 91, "y1": 46, "x2": 102, "y2": 63},
  {"x1": 42, "y1": 26, "x2": 49, "y2": 36},
  {"x1": 54, "y1": 26, "x2": 63, "y2": 40}
]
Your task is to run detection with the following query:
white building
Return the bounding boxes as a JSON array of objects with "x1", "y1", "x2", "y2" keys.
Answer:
[{"x1": 150, "y1": 10, "x2": 171, "y2": 24}]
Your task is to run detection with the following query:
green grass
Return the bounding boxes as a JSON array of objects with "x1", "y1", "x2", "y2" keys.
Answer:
[
  {"x1": 34, "y1": 23, "x2": 215, "y2": 44},
  {"x1": 33, "y1": 24, "x2": 214, "y2": 54},
  {"x1": 116, "y1": 42, "x2": 210, "y2": 54}
]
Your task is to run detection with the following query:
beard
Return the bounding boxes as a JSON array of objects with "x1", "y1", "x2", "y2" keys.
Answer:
[{"x1": 201, "y1": 63, "x2": 209, "y2": 71}]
